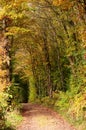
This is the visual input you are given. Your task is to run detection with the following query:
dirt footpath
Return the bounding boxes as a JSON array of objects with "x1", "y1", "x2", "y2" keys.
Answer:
[{"x1": 17, "y1": 103, "x2": 77, "y2": 130}]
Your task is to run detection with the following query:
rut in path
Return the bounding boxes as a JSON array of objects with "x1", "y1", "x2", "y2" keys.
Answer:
[{"x1": 17, "y1": 103, "x2": 77, "y2": 130}]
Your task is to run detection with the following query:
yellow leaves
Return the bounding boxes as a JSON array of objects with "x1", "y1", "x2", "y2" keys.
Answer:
[
  {"x1": 0, "y1": 70, "x2": 10, "y2": 92},
  {"x1": 68, "y1": 93, "x2": 86, "y2": 119},
  {"x1": 0, "y1": 7, "x2": 6, "y2": 20},
  {"x1": 0, "y1": 81, "x2": 7, "y2": 92},
  {"x1": 6, "y1": 26, "x2": 30, "y2": 36},
  {"x1": 53, "y1": 0, "x2": 60, "y2": 5},
  {"x1": 0, "y1": 70, "x2": 7, "y2": 76},
  {"x1": 80, "y1": 30, "x2": 86, "y2": 43},
  {"x1": 66, "y1": 45, "x2": 75, "y2": 57},
  {"x1": 0, "y1": 47, "x2": 3, "y2": 55},
  {"x1": 53, "y1": 0, "x2": 69, "y2": 5},
  {"x1": 53, "y1": 0, "x2": 73, "y2": 10},
  {"x1": 0, "y1": 5, "x2": 14, "y2": 20},
  {"x1": 0, "y1": 60, "x2": 3, "y2": 65},
  {"x1": 0, "y1": 0, "x2": 28, "y2": 20},
  {"x1": 11, "y1": 0, "x2": 28, "y2": 11}
]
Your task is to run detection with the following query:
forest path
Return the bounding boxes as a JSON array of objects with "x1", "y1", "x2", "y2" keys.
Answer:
[{"x1": 17, "y1": 103, "x2": 77, "y2": 130}]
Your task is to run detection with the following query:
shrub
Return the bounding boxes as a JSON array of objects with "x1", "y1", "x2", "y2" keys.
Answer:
[
  {"x1": 0, "y1": 92, "x2": 9, "y2": 129},
  {"x1": 41, "y1": 96, "x2": 55, "y2": 106},
  {"x1": 54, "y1": 91, "x2": 70, "y2": 111}
]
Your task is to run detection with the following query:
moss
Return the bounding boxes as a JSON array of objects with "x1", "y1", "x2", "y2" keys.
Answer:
[{"x1": 29, "y1": 76, "x2": 37, "y2": 102}]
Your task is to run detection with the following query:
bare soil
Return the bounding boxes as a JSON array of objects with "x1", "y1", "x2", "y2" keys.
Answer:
[{"x1": 17, "y1": 103, "x2": 77, "y2": 130}]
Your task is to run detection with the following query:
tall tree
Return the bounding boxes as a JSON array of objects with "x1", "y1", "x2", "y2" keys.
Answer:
[{"x1": 0, "y1": 0, "x2": 29, "y2": 92}]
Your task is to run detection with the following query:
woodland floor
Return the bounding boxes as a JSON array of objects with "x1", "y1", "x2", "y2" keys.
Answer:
[{"x1": 17, "y1": 103, "x2": 77, "y2": 130}]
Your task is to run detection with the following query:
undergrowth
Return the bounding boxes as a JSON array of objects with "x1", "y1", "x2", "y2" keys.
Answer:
[
  {"x1": 38, "y1": 89, "x2": 86, "y2": 130},
  {"x1": 0, "y1": 90, "x2": 22, "y2": 130},
  {"x1": 5, "y1": 110, "x2": 22, "y2": 129}
]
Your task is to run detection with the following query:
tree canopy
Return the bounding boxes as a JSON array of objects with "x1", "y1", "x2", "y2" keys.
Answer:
[{"x1": 0, "y1": 0, "x2": 86, "y2": 129}]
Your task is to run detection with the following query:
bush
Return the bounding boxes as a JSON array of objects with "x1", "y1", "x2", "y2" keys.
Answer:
[
  {"x1": 7, "y1": 84, "x2": 24, "y2": 108},
  {"x1": 0, "y1": 90, "x2": 22, "y2": 129},
  {"x1": 5, "y1": 110, "x2": 22, "y2": 129},
  {"x1": 0, "y1": 92, "x2": 9, "y2": 129},
  {"x1": 53, "y1": 89, "x2": 86, "y2": 130},
  {"x1": 54, "y1": 91, "x2": 70, "y2": 111},
  {"x1": 41, "y1": 96, "x2": 55, "y2": 106},
  {"x1": 68, "y1": 92, "x2": 86, "y2": 121}
]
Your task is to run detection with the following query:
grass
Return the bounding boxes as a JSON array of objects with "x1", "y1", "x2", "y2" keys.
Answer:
[
  {"x1": 54, "y1": 107, "x2": 86, "y2": 130},
  {"x1": 5, "y1": 109, "x2": 23, "y2": 129},
  {"x1": 37, "y1": 95, "x2": 86, "y2": 130}
]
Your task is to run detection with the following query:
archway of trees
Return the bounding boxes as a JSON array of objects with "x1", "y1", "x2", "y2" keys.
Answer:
[{"x1": 0, "y1": 0, "x2": 86, "y2": 129}]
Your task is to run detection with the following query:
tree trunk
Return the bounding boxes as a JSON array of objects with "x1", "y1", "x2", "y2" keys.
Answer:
[
  {"x1": 0, "y1": 19, "x2": 10, "y2": 92},
  {"x1": 42, "y1": 29, "x2": 53, "y2": 98}
]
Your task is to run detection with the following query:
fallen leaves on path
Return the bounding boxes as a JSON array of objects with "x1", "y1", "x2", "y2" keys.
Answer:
[{"x1": 17, "y1": 103, "x2": 77, "y2": 130}]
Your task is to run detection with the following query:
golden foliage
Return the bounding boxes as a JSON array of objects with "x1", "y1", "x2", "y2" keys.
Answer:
[
  {"x1": 53, "y1": 0, "x2": 66, "y2": 5},
  {"x1": 0, "y1": 80, "x2": 7, "y2": 92},
  {"x1": 68, "y1": 92, "x2": 86, "y2": 120},
  {"x1": 53, "y1": 0, "x2": 74, "y2": 10}
]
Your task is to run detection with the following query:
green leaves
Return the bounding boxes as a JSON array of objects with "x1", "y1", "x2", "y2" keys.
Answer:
[{"x1": 6, "y1": 26, "x2": 30, "y2": 36}]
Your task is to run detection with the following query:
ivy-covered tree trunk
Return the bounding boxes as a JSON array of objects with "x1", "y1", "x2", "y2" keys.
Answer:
[
  {"x1": 0, "y1": 19, "x2": 10, "y2": 92},
  {"x1": 29, "y1": 75, "x2": 37, "y2": 102},
  {"x1": 42, "y1": 29, "x2": 53, "y2": 98}
]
